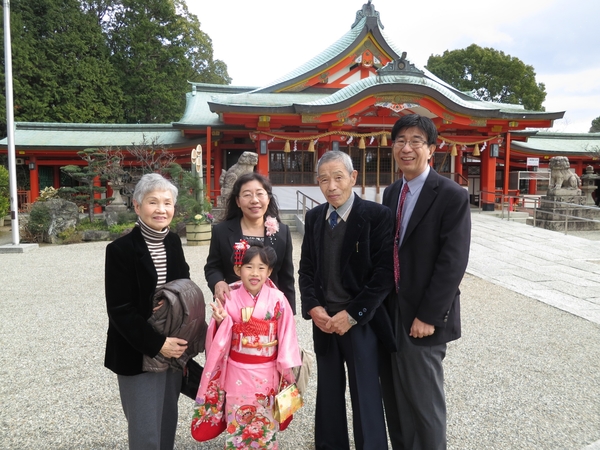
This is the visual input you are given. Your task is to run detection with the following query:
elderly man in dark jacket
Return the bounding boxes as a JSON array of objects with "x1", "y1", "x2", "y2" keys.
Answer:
[{"x1": 299, "y1": 150, "x2": 395, "y2": 450}]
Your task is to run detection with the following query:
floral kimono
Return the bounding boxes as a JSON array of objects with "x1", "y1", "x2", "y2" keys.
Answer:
[{"x1": 193, "y1": 281, "x2": 301, "y2": 449}]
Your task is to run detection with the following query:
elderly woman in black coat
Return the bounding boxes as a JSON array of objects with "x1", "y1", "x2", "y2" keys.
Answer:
[
  {"x1": 104, "y1": 173, "x2": 190, "y2": 449},
  {"x1": 204, "y1": 172, "x2": 296, "y2": 313}
]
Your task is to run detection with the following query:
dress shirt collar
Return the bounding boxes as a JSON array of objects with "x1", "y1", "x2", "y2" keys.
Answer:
[
  {"x1": 326, "y1": 192, "x2": 355, "y2": 223},
  {"x1": 403, "y1": 165, "x2": 430, "y2": 194}
]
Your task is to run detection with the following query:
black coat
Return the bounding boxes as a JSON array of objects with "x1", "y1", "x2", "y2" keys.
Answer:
[
  {"x1": 104, "y1": 226, "x2": 190, "y2": 376},
  {"x1": 204, "y1": 218, "x2": 296, "y2": 313},
  {"x1": 382, "y1": 169, "x2": 471, "y2": 347},
  {"x1": 299, "y1": 194, "x2": 396, "y2": 353}
]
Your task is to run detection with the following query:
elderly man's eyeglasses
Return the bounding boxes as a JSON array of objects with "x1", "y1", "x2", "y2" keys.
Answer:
[
  {"x1": 393, "y1": 138, "x2": 428, "y2": 149},
  {"x1": 239, "y1": 191, "x2": 269, "y2": 201}
]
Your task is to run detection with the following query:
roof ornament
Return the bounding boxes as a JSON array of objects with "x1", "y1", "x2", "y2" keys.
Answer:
[
  {"x1": 378, "y1": 52, "x2": 424, "y2": 76},
  {"x1": 352, "y1": 0, "x2": 384, "y2": 29}
]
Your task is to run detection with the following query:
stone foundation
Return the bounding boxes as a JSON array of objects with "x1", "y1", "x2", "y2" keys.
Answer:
[{"x1": 532, "y1": 194, "x2": 600, "y2": 231}]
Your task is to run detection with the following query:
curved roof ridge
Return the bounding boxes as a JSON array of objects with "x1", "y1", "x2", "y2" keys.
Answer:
[
  {"x1": 296, "y1": 74, "x2": 505, "y2": 111},
  {"x1": 251, "y1": 18, "x2": 367, "y2": 93}
]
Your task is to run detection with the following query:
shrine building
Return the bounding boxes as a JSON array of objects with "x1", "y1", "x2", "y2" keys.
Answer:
[{"x1": 2, "y1": 1, "x2": 600, "y2": 212}]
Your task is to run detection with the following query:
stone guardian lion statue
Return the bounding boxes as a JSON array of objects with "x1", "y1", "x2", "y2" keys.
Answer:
[
  {"x1": 549, "y1": 156, "x2": 581, "y2": 191},
  {"x1": 217, "y1": 151, "x2": 259, "y2": 206}
]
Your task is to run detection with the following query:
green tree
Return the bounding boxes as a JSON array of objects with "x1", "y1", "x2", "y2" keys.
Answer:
[
  {"x1": 0, "y1": 0, "x2": 124, "y2": 136},
  {"x1": 0, "y1": 165, "x2": 10, "y2": 218},
  {"x1": 1, "y1": 0, "x2": 230, "y2": 137},
  {"x1": 99, "y1": 0, "x2": 231, "y2": 123},
  {"x1": 60, "y1": 148, "x2": 114, "y2": 222},
  {"x1": 590, "y1": 116, "x2": 600, "y2": 133},
  {"x1": 426, "y1": 44, "x2": 547, "y2": 111}
]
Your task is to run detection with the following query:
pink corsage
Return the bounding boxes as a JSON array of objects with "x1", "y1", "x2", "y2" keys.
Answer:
[{"x1": 265, "y1": 216, "x2": 279, "y2": 237}]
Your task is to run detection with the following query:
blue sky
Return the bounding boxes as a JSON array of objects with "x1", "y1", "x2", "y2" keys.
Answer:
[{"x1": 190, "y1": 0, "x2": 600, "y2": 133}]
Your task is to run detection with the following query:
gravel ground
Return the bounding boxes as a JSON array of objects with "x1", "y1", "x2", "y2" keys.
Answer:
[{"x1": 1, "y1": 230, "x2": 600, "y2": 449}]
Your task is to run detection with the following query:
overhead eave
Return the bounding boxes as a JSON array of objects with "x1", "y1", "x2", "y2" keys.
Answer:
[{"x1": 206, "y1": 75, "x2": 564, "y2": 126}]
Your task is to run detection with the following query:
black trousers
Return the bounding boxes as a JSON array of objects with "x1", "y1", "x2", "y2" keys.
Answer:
[{"x1": 314, "y1": 324, "x2": 388, "y2": 450}]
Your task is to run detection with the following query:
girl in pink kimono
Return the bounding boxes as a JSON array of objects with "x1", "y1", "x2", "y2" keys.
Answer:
[{"x1": 192, "y1": 241, "x2": 301, "y2": 449}]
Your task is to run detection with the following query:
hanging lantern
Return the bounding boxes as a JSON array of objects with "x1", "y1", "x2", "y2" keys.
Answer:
[
  {"x1": 450, "y1": 144, "x2": 457, "y2": 157},
  {"x1": 380, "y1": 132, "x2": 388, "y2": 147},
  {"x1": 473, "y1": 143, "x2": 480, "y2": 157},
  {"x1": 308, "y1": 140, "x2": 315, "y2": 153},
  {"x1": 358, "y1": 136, "x2": 366, "y2": 150},
  {"x1": 283, "y1": 140, "x2": 291, "y2": 153}
]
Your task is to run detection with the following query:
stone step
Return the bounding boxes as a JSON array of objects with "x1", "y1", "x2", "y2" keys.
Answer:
[
  {"x1": 279, "y1": 212, "x2": 298, "y2": 232},
  {"x1": 476, "y1": 210, "x2": 530, "y2": 224},
  {"x1": 527, "y1": 217, "x2": 600, "y2": 231}
]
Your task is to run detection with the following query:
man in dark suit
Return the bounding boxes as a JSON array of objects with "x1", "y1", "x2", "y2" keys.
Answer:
[
  {"x1": 299, "y1": 150, "x2": 395, "y2": 450},
  {"x1": 381, "y1": 115, "x2": 471, "y2": 450}
]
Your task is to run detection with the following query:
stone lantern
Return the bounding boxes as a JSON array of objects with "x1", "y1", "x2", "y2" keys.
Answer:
[{"x1": 580, "y1": 165, "x2": 600, "y2": 206}]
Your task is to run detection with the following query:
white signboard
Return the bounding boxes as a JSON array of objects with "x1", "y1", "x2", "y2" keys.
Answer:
[{"x1": 527, "y1": 157, "x2": 539, "y2": 167}]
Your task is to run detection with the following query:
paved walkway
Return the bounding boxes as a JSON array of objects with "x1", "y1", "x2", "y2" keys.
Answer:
[
  {"x1": 1, "y1": 213, "x2": 600, "y2": 448},
  {"x1": 468, "y1": 212, "x2": 600, "y2": 326},
  {"x1": 466, "y1": 213, "x2": 600, "y2": 450}
]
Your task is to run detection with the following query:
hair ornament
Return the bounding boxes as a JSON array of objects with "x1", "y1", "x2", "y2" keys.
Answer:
[{"x1": 233, "y1": 240, "x2": 251, "y2": 265}]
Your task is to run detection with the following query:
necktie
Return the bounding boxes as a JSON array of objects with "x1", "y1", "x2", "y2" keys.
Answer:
[
  {"x1": 329, "y1": 210, "x2": 338, "y2": 229},
  {"x1": 393, "y1": 183, "x2": 409, "y2": 291}
]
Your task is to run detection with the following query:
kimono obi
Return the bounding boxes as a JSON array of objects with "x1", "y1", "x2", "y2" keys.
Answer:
[{"x1": 230, "y1": 317, "x2": 278, "y2": 364}]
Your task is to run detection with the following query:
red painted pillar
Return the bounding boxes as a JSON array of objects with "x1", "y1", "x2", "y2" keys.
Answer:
[
  {"x1": 503, "y1": 133, "x2": 511, "y2": 196},
  {"x1": 29, "y1": 157, "x2": 40, "y2": 202},
  {"x1": 480, "y1": 148, "x2": 496, "y2": 211},
  {"x1": 575, "y1": 159, "x2": 583, "y2": 177},
  {"x1": 529, "y1": 169, "x2": 538, "y2": 195},
  {"x1": 212, "y1": 142, "x2": 221, "y2": 203},
  {"x1": 53, "y1": 166, "x2": 60, "y2": 188},
  {"x1": 256, "y1": 138, "x2": 269, "y2": 176},
  {"x1": 93, "y1": 176, "x2": 102, "y2": 214},
  {"x1": 206, "y1": 126, "x2": 212, "y2": 204},
  {"x1": 455, "y1": 150, "x2": 463, "y2": 185}
]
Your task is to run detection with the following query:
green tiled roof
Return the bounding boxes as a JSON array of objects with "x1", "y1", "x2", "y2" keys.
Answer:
[
  {"x1": 175, "y1": 91, "x2": 226, "y2": 128},
  {"x1": 512, "y1": 132, "x2": 600, "y2": 155},
  {"x1": 0, "y1": 123, "x2": 203, "y2": 149},
  {"x1": 202, "y1": 73, "x2": 562, "y2": 121},
  {"x1": 254, "y1": 17, "x2": 369, "y2": 93}
]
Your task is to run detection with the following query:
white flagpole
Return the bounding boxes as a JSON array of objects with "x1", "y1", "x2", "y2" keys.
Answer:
[{"x1": 3, "y1": 0, "x2": 20, "y2": 244}]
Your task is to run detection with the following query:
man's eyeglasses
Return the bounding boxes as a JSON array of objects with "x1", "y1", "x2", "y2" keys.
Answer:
[
  {"x1": 393, "y1": 139, "x2": 428, "y2": 149},
  {"x1": 239, "y1": 191, "x2": 269, "y2": 201}
]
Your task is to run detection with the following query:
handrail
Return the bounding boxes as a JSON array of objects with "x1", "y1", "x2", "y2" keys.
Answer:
[{"x1": 296, "y1": 190, "x2": 321, "y2": 223}]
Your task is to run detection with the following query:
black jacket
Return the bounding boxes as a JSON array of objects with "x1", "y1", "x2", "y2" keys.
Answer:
[
  {"x1": 382, "y1": 169, "x2": 471, "y2": 346},
  {"x1": 299, "y1": 194, "x2": 396, "y2": 353},
  {"x1": 204, "y1": 217, "x2": 296, "y2": 313},
  {"x1": 104, "y1": 226, "x2": 190, "y2": 376}
]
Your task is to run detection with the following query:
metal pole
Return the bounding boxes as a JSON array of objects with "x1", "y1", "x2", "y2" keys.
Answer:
[{"x1": 4, "y1": 0, "x2": 20, "y2": 244}]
